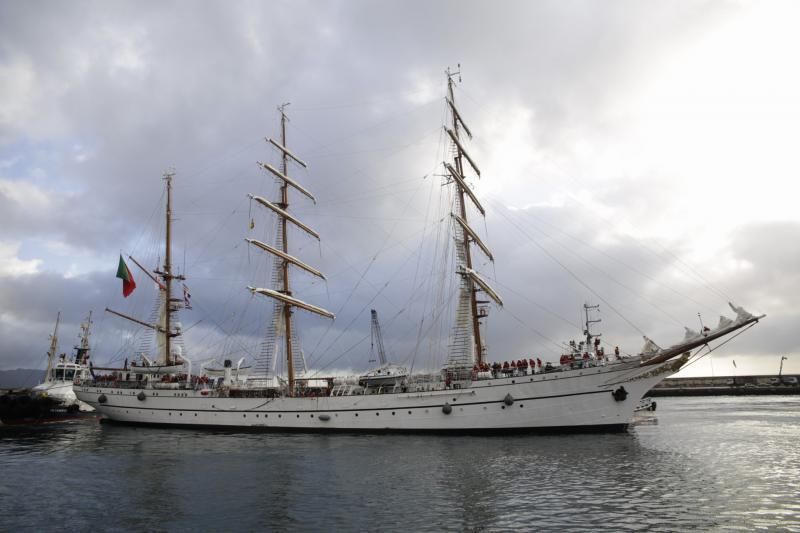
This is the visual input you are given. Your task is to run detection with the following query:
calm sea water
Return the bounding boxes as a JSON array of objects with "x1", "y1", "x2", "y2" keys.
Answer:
[{"x1": 1, "y1": 396, "x2": 798, "y2": 532}]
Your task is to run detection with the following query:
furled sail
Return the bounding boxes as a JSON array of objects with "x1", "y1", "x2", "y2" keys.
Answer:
[
  {"x1": 446, "y1": 97, "x2": 472, "y2": 139},
  {"x1": 266, "y1": 138, "x2": 307, "y2": 168},
  {"x1": 258, "y1": 162, "x2": 316, "y2": 204},
  {"x1": 445, "y1": 128, "x2": 481, "y2": 177},
  {"x1": 463, "y1": 267, "x2": 503, "y2": 307},
  {"x1": 248, "y1": 194, "x2": 320, "y2": 239},
  {"x1": 248, "y1": 286, "x2": 335, "y2": 319},
  {"x1": 444, "y1": 162, "x2": 485, "y2": 216},
  {"x1": 452, "y1": 214, "x2": 493, "y2": 262},
  {"x1": 245, "y1": 238, "x2": 326, "y2": 280}
]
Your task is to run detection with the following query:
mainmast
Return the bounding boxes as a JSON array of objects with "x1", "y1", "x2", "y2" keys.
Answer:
[
  {"x1": 278, "y1": 107, "x2": 296, "y2": 393},
  {"x1": 248, "y1": 105, "x2": 333, "y2": 396},
  {"x1": 444, "y1": 67, "x2": 502, "y2": 368}
]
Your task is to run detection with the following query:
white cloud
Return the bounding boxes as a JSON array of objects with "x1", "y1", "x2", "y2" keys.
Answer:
[
  {"x1": 0, "y1": 178, "x2": 51, "y2": 210},
  {"x1": 0, "y1": 241, "x2": 41, "y2": 277}
]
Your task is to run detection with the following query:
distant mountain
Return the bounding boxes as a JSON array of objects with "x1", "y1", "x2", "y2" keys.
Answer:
[{"x1": 0, "y1": 369, "x2": 44, "y2": 390}]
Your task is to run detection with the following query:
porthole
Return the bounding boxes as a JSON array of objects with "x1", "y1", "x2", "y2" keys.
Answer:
[
  {"x1": 278, "y1": 414, "x2": 282, "y2": 418},
  {"x1": 483, "y1": 406, "x2": 487, "y2": 410},
  {"x1": 296, "y1": 414, "x2": 300, "y2": 418},
  {"x1": 243, "y1": 414, "x2": 246, "y2": 418},
  {"x1": 408, "y1": 411, "x2": 412, "y2": 414},
  {"x1": 169, "y1": 412, "x2": 172, "y2": 416},
  {"x1": 519, "y1": 404, "x2": 524, "y2": 408},
  {"x1": 392, "y1": 412, "x2": 396, "y2": 416},
  {"x1": 376, "y1": 412, "x2": 379, "y2": 416},
  {"x1": 194, "y1": 413, "x2": 197, "y2": 417},
  {"x1": 512, "y1": 380, "x2": 515, "y2": 384},
  {"x1": 180, "y1": 413, "x2": 183, "y2": 416},
  {"x1": 501, "y1": 406, "x2": 505, "y2": 410},
  {"x1": 355, "y1": 413, "x2": 359, "y2": 417},
  {"x1": 256, "y1": 414, "x2": 259, "y2": 418},
  {"x1": 310, "y1": 414, "x2": 314, "y2": 418}
]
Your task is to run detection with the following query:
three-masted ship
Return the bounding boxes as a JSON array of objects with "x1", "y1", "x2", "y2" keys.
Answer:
[{"x1": 75, "y1": 71, "x2": 763, "y2": 432}]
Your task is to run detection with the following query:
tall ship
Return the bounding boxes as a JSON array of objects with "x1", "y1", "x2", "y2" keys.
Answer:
[
  {"x1": 75, "y1": 70, "x2": 763, "y2": 432},
  {"x1": 1, "y1": 312, "x2": 94, "y2": 425}
]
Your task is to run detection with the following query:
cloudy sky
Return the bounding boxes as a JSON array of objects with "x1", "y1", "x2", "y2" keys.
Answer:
[{"x1": 1, "y1": 0, "x2": 797, "y2": 378}]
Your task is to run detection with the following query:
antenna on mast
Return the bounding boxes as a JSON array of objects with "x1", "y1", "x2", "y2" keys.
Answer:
[{"x1": 445, "y1": 64, "x2": 462, "y2": 84}]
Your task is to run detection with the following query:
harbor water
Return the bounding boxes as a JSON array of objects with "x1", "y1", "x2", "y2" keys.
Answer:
[{"x1": 1, "y1": 396, "x2": 798, "y2": 531}]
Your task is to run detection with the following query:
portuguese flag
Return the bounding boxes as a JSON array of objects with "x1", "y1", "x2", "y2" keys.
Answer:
[{"x1": 116, "y1": 255, "x2": 137, "y2": 297}]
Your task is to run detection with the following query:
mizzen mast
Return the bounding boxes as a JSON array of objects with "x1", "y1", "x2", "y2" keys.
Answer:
[
  {"x1": 444, "y1": 66, "x2": 502, "y2": 368},
  {"x1": 248, "y1": 104, "x2": 333, "y2": 395}
]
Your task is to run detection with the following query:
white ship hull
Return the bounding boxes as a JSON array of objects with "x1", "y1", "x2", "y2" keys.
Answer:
[{"x1": 75, "y1": 356, "x2": 684, "y2": 432}]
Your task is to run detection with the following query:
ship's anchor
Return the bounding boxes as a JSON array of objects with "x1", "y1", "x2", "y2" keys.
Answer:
[
  {"x1": 612, "y1": 387, "x2": 628, "y2": 401},
  {"x1": 503, "y1": 394, "x2": 514, "y2": 406},
  {"x1": 137, "y1": 391, "x2": 146, "y2": 401},
  {"x1": 442, "y1": 402, "x2": 452, "y2": 414},
  {"x1": 98, "y1": 394, "x2": 107, "y2": 404}
]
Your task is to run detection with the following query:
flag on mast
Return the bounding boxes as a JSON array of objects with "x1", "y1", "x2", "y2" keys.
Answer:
[{"x1": 116, "y1": 255, "x2": 137, "y2": 297}]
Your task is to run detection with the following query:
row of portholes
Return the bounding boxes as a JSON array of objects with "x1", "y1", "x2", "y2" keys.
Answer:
[{"x1": 126, "y1": 404, "x2": 522, "y2": 418}]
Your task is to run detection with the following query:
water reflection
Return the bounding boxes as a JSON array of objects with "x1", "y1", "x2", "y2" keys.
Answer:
[{"x1": 1, "y1": 397, "x2": 798, "y2": 531}]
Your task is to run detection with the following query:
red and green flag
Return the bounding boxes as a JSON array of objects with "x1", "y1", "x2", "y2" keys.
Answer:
[{"x1": 116, "y1": 255, "x2": 136, "y2": 297}]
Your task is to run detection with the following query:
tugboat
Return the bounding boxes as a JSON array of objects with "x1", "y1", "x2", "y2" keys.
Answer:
[{"x1": 0, "y1": 312, "x2": 95, "y2": 425}]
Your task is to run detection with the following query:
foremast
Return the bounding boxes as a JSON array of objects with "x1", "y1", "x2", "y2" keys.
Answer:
[
  {"x1": 444, "y1": 67, "x2": 503, "y2": 369},
  {"x1": 248, "y1": 105, "x2": 334, "y2": 395},
  {"x1": 105, "y1": 172, "x2": 185, "y2": 366},
  {"x1": 153, "y1": 171, "x2": 185, "y2": 366}
]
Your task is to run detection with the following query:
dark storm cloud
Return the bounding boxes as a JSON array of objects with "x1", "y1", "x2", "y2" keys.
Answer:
[{"x1": 0, "y1": 1, "x2": 792, "y2": 375}]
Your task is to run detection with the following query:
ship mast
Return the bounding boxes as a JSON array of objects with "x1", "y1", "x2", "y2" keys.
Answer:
[
  {"x1": 444, "y1": 67, "x2": 502, "y2": 368},
  {"x1": 44, "y1": 311, "x2": 60, "y2": 382},
  {"x1": 152, "y1": 171, "x2": 183, "y2": 365},
  {"x1": 164, "y1": 172, "x2": 173, "y2": 365},
  {"x1": 105, "y1": 173, "x2": 184, "y2": 364},
  {"x1": 278, "y1": 107, "x2": 296, "y2": 393},
  {"x1": 248, "y1": 105, "x2": 334, "y2": 396},
  {"x1": 76, "y1": 311, "x2": 92, "y2": 364},
  {"x1": 448, "y1": 70, "x2": 483, "y2": 364}
]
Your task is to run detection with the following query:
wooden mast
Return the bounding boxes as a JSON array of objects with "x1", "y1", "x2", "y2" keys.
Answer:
[
  {"x1": 278, "y1": 105, "x2": 295, "y2": 395},
  {"x1": 447, "y1": 68, "x2": 485, "y2": 366},
  {"x1": 163, "y1": 171, "x2": 174, "y2": 366},
  {"x1": 248, "y1": 106, "x2": 333, "y2": 389}
]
